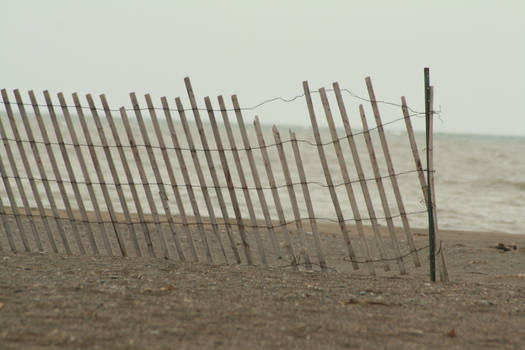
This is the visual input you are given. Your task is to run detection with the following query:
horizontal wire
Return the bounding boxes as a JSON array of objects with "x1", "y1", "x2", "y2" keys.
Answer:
[
  {"x1": 0, "y1": 87, "x2": 438, "y2": 116},
  {"x1": 0, "y1": 111, "x2": 426, "y2": 153},
  {"x1": 0, "y1": 208, "x2": 428, "y2": 229},
  {"x1": 0, "y1": 209, "x2": 428, "y2": 266},
  {"x1": 342, "y1": 243, "x2": 434, "y2": 265},
  {"x1": 276, "y1": 262, "x2": 341, "y2": 273},
  {"x1": 1, "y1": 168, "x2": 428, "y2": 191},
  {"x1": 275, "y1": 243, "x2": 433, "y2": 270}
]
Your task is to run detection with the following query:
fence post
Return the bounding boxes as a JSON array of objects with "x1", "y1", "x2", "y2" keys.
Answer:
[{"x1": 425, "y1": 67, "x2": 436, "y2": 282}]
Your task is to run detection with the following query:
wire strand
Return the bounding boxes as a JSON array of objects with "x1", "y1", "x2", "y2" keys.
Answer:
[
  {"x1": 1, "y1": 168, "x2": 429, "y2": 191},
  {"x1": 275, "y1": 243, "x2": 433, "y2": 270},
  {"x1": 1, "y1": 86, "x2": 440, "y2": 116},
  {"x1": 0, "y1": 111, "x2": 427, "y2": 154},
  {"x1": 0, "y1": 208, "x2": 428, "y2": 228}
]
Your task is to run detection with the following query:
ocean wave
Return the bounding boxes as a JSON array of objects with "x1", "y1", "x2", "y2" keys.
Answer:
[{"x1": 486, "y1": 179, "x2": 525, "y2": 191}]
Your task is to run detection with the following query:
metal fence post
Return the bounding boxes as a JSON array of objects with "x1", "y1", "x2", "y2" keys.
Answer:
[{"x1": 425, "y1": 67, "x2": 436, "y2": 282}]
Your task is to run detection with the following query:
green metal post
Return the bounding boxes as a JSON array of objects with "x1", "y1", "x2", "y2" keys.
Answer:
[{"x1": 425, "y1": 67, "x2": 436, "y2": 282}]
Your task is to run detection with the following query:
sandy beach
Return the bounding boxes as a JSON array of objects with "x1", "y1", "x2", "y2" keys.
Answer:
[{"x1": 1, "y1": 216, "x2": 524, "y2": 350}]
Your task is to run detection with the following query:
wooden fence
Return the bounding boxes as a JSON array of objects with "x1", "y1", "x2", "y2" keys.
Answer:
[{"x1": 0, "y1": 76, "x2": 446, "y2": 278}]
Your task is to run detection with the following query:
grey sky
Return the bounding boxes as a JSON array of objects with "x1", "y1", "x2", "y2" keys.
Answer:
[{"x1": 2, "y1": 1, "x2": 524, "y2": 136}]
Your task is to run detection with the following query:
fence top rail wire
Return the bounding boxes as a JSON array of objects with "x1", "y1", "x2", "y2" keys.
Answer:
[{"x1": 1, "y1": 86, "x2": 440, "y2": 116}]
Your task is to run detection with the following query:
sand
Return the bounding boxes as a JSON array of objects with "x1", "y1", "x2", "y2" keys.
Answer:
[{"x1": 1, "y1": 218, "x2": 525, "y2": 349}]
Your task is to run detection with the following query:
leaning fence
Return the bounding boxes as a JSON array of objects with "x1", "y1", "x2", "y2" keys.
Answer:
[{"x1": 0, "y1": 75, "x2": 447, "y2": 278}]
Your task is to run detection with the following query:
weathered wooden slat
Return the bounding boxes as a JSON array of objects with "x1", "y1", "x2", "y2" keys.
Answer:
[
  {"x1": 218, "y1": 96, "x2": 266, "y2": 266},
  {"x1": 0, "y1": 152, "x2": 20, "y2": 252},
  {"x1": 100, "y1": 95, "x2": 151, "y2": 257},
  {"x1": 73, "y1": 93, "x2": 113, "y2": 256},
  {"x1": 85, "y1": 95, "x2": 129, "y2": 257},
  {"x1": 365, "y1": 77, "x2": 421, "y2": 267},
  {"x1": 161, "y1": 97, "x2": 213, "y2": 264},
  {"x1": 93, "y1": 98, "x2": 142, "y2": 257},
  {"x1": 439, "y1": 241, "x2": 449, "y2": 282},
  {"x1": 45, "y1": 91, "x2": 97, "y2": 254},
  {"x1": 205, "y1": 97, "x2": 252, "y2": 264},
  {"x1": 3, "y1": 89, "x2": 47, "y2": 252},
  {"x1": 273, "y1": 126, "x2": 312, "y2": 269},
  {"x1": 119, "y1": 106, "x2": 170, "y2": 259},
  {"x1": 30, "y1": 91, "x2": 83, "y2": 253},
  {"x1": 332, "y1": 83, "x2": 390, "y2": 271},
  {"x1": 175, "y1": 97, "x2": 228, "y2": 263},
  {"x1": 0, "y1": 92, "x2": 40, "y2": 252},
  {"x1": 28, "y1": 91, "x2": 74, "y2": 255},
  {"x1": 288, "y1": 129, "x2": 330, "y2": 270},
  {"x1": 0, "y1": 181, "x2": 13, "y2": 251},
  {"x1": 147, "y1": 95, "x2": 197, "y2": 261},
  {"x1": 93, "y1": 98, "x2": 144, "y2": 257},
  {"x1": 4, "y1": 90, "x2": 46, "y2": 252},
  {"x1": 58, "y1": 93, "x2": 107, "y2": 256},
  {"x1": 231, "y1": 95, "x2": 282, "y2": 260},
  {"x1": 253, "y1": 117, "x2": 298, "y2": 268},
  {"x1": 401, "y1": 96, "x2": 428, "y2": 205},
  {"x1": 130, "y1": 93, "x2": 185, "y2": 261},
  {"x1": 302, "y1": 81, "x2": 359, "y2": 270},
  {"x1": 359, "y1": 105, "x2": 406, "y2": 274},
  {"x1": 318, "y1": 88, "x2": 375, "y2": 275},
  {"x1": 0, "y1": 191, "x2": 9, "y2": 251},
  {"x1": 183, "y1": 84, "x2": 239, "y2": 263}
]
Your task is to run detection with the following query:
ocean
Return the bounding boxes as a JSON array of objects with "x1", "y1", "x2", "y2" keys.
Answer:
[{"x1": 0, "y1": 109, "x2": 524, "y2": 236}]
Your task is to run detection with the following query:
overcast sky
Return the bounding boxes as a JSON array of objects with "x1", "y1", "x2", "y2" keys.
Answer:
[{"x1": 2, "y1": 1, "x2": 524, "y2": 136}]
